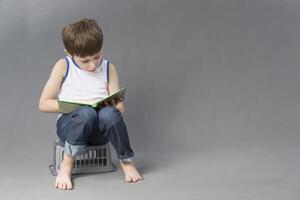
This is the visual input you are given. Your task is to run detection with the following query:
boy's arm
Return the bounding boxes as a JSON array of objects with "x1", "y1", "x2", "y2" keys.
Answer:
[
  {"x1": 107, "y1": 63, "x2": 125, "y2": 114},
  {"x1": 39, "y1": 59, "x2": 67, "y2": 113}
]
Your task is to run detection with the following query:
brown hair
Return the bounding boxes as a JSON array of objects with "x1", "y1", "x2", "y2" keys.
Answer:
[{"x1": 62, "y1": 19, "x2": 103, "y2": 57}]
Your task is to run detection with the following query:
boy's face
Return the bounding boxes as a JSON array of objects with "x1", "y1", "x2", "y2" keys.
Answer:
[{"x1": 72, "y1": 51, "x2": 102, "y2": 72}]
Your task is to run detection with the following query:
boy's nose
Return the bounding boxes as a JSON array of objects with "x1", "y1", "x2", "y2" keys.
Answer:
[{"x1": 88, "y1": 63, "x2": 97, "y2": 71}]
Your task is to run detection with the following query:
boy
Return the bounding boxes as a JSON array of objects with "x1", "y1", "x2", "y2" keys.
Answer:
[{"x1": 39, "y1": 19, "x2": 143, "y2": 190}]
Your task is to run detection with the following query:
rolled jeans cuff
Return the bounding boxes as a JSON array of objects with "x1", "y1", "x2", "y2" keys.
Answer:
[
  {"x1": 119, "y1": 157, "x2": 134, "y2": 163},
  {"x1": 64, "y1": 141, "x2": 88, "y2": 157},
  {"x1": 118, "y1": 151, "x2": 134, "y2": 162}
]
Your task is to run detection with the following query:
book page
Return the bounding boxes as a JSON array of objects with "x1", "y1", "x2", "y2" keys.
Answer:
[{"x1": 58, "y1": 98, "x2": 102, "y2": 105}]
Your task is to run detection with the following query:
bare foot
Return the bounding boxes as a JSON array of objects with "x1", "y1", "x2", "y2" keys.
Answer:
[
  {"x1": 120, "y1": 160, "x2": 143, "y2": 183},
  {"x1": 55, "y1": 155, "x2": 74, "y2": 190}
]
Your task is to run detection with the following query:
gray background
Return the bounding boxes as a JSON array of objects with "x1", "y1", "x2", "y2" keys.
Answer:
[{"x1": 0, "y1": 0, "x2": 299, "y2": 199}]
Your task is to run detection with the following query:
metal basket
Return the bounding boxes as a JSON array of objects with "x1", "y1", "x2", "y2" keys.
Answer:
[{"x1": 49, "y1": 140, "x2": 116, "y2": 176}]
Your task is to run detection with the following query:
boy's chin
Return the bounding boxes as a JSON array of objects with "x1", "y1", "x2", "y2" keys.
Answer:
[{"x1": 85, "y1": 69, "x2": 97, "y2": 72}]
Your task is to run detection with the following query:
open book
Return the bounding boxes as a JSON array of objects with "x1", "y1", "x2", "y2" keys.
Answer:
[{"x1": 58, "y1": 87, "x2": 127, "y2": 113}]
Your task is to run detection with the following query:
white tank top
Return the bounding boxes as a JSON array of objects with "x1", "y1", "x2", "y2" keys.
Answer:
[{"x1": 58, "y1": 56, "x2": 109, "y2": 101}]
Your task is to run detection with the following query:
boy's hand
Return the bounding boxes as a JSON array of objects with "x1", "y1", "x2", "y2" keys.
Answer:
[
  {"x1": 103, "y1": 97, "x2": 123, "y2": 107},
  {"x1": 103, "y1": 99, "x2": 115, "y2": 107},
  {"x1": 102, "y1": 97, "x2": 125, "y2": 114}
]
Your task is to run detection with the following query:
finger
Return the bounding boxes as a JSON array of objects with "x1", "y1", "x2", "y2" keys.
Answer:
[
  {"x1": 111, "y1": 99, "x2": 117, "y2": 106},
  {"x1": 117, "y1": 97, "x2": 124, "y2": 103}
]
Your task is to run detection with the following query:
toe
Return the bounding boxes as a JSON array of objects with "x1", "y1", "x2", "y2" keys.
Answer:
[
  {"x1": 125, "y1": 176, "x2": 132, "y2": 182},
  {"x1": 67, "y1": 184, "x2": 73, "y2": 190},
  {"x1": 133, "y1": 176, "x2": 138, "y2": 182},
  {"x1": 125, "y1": 178, "x2": 131, "y2": 182},
  {"x1": 67, "y1": 181, "x2": 73, "y2": 190}
]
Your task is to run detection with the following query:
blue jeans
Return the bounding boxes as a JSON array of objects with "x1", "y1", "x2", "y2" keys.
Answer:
[{"x1": 56, "y1": 106, "x2": 134, "y2": 161}]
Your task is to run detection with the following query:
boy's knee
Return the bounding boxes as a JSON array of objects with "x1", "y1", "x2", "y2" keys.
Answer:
[
  {"x1": 64, "y1": 106, "x2": 97, "y2": 145},
  {"x1": 98, "y1": 106, "x2": 122, "y2": 127},
  {"x1": 76, "y1": 106, "x2": 97, "y2": 125}
]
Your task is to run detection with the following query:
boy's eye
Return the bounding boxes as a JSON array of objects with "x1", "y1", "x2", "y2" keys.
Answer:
[{"x1": 80, "y1": 55, "x2": 100, "y2": 63}]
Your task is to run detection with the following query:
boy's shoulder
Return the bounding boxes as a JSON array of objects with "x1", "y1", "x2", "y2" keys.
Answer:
[
  {"x1": 51, "y1": 58, "x2": 68, "y2": 78},
  {"x1": 55, "y1": 57, "x2": 68, "y2": 68}
]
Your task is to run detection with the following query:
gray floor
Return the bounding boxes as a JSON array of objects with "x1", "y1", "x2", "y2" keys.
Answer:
[
  {"x1": 1, "y1": 0, "x2": 300, "y2": 199},
  {"x1": 0, "y1": 145, "x2": 299, "y2": 200}
]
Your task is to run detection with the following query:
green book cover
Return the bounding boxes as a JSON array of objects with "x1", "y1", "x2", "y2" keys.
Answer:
[{"x1": 58, "y1": 87, "x2": 127, "y2": 113}]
